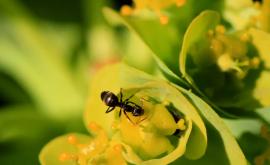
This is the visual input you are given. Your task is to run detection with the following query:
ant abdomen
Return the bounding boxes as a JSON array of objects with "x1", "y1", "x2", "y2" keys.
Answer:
[{"x1": 132, "y1": 108, "x2": 144, "y2": 116}]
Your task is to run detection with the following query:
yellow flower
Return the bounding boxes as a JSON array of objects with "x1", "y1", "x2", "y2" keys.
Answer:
[{"x1": 120, "y1": 0, "x2": 186, "y2": 25}]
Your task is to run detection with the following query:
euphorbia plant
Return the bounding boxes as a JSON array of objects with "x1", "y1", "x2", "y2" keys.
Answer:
[
  {"x1": 40, "y1": 63, "x2": 246, "y2": 164},
  {"x1": 39, "y1": 0, "x2": 270, "y2": 164},
  {"x1": 103, "y1": 1, "x2": 270, "y2": 118}
]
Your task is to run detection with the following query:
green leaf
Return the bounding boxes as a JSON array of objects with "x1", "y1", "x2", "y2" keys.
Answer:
[
  {"x1": 224, "y1": 118, "x2": 261, "y2": 138},
  {"x1": 103, "y1": 8, "x2": 191, "y2": 89},
  {"x1": 254, "y1": 107, "x2": 270, "y2": 128},
  {"x1": 171, "y1": 123, "x2": 231, "y2": 165},
  {"x1": 0, "y1": 0, "x2": 85, "y2": 121},
  {"x1": 178, "y1": 10, "x2": 221, "y2": 93},
  {"x1": 103, "y1": 8, "x2": 181, "y2": 75},
  {"x1": 0, "y1": 40, "x2": 83, "y2": 121},
  {"x1": 0, "y1": 105, "x2": 62, "y2": 164},
  {"x1": 103, "y1": 0, "x2": 224, "y2": 77},
  {"x1": 238, "y1": 132, "x2": 267, "y2": 163},
  {"x1": 0, "y1": 105, "x2": 60, "y2": 142},
  {"x1": 177, "y1": 10, "x2": 238, "y2": 118},
  {"x1": 176, "y1": 86, "x2": 247, "y2": 165},
  {"x1": 179, "y1": 10, "x2": 220, "y2": 80},
  {"x1": 0, "y1": 73, "x2": 30, "y2": 103}
]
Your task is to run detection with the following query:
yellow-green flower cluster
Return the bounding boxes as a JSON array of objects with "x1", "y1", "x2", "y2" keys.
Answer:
[
  {"x1": 39, "y1": 63, "x2": 206, "y2": 164},
  {"x1": 120, "y1": 0, "x2": 186, "y2": 24}
]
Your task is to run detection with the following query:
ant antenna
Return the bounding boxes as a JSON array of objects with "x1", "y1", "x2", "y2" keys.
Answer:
[
  {"x1": 135, "y1": 116, "x2": 148, "y2": 125},
  {"x1": 123, "y1": 89, "x2": 141, "y2": 102},
  {"x1": 120, "y1": 88, "x2": 135, "y2": 102},
  {"x1": 118, "y1": 104, "x2": 135, "y2": 125}
]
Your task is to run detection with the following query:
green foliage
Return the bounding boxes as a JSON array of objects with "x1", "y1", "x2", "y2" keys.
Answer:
[
  {"x1": 0, "y1": 0, "x2": 94, "y2": 164},
  {"x1": 0, "y1": 0, "x2": 269, "y2": 164},
  {"x1": 0, "y1": 106, "x2": 63, "y2": 164}
]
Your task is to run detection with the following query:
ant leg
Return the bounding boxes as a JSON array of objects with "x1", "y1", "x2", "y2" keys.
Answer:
[
  {"x1": 124, "y1": 91, "x2": 140, "y2": 102},
  {"x1": 123, "y1": 89, "x2": 140, "y2": 103},
  {"x1": 126, "y1": 100, "x2": 148, "y2": 125},
  {"x1": 136, "y1": 116, "x2": 148, "y2": 125},
  {"x1": 125, "y1": 94, "x2": 135, "y2": 102},
  {"x1": 123, "y1": 110, "x2": 135, "y2": 125},
  {"x1": 119, "y1": 107, "x2": 122, "y2": 117},
  {"x1": 120, "y1": 88, "x2": 123, "y2": 103},
  {"x1": 106, "y1": 106, "x2": 115, "y2": 113},
  {"x1": 124, "y1": 97, "x2": 150, "y2": 107}
]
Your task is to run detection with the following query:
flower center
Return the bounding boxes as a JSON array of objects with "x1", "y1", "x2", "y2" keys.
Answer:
[{"x1": 208, "y1": 25, "x2": 260, "y2": 79}]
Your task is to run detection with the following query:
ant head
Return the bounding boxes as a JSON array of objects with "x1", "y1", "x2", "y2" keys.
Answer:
[
  {"x1": 101, "y1": 91, "x2": 109, "y2": 101},
  {"x1": 101, "y1": 91, "x2": 118, "y2": 106}
]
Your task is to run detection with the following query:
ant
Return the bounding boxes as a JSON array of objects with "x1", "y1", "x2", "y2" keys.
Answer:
[{"x1": 100, "y1": 89, "x2": 145, "y2": 124}]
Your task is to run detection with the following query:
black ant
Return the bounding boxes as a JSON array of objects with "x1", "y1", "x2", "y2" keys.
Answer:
[{"x1": 100, "y1": 89, "x2": 144, "y2": 123}]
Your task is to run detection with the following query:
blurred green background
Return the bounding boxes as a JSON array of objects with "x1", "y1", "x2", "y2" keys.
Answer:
[
  {"x1": 0, "y1": 0, "x2": 156, "y2": 164},
  {"x1": 1, "y1": 0, "x2": 268, "y2": 164}
]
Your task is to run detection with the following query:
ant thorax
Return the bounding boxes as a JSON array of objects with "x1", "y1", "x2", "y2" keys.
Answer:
[
  {"x1": 117, "y1": 92, "x2": 151, "y2": 124},
  {"x1": 116, "y1": 96, "x2": 154, "y2": 125}
]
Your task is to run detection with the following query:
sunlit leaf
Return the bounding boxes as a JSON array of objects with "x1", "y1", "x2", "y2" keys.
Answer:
[
  {"x1": 179, "y1": 10, "x2": 220, "y2": 82},
  {"x1": 103, "y1": 8, "x2": 182, "y2": 75},
  {"x1": 176, "y1": 86, "x2": 247, "y2": 164},
  {"x1": 238, "y1": 132, "x2": 267, "y2": 163}
]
